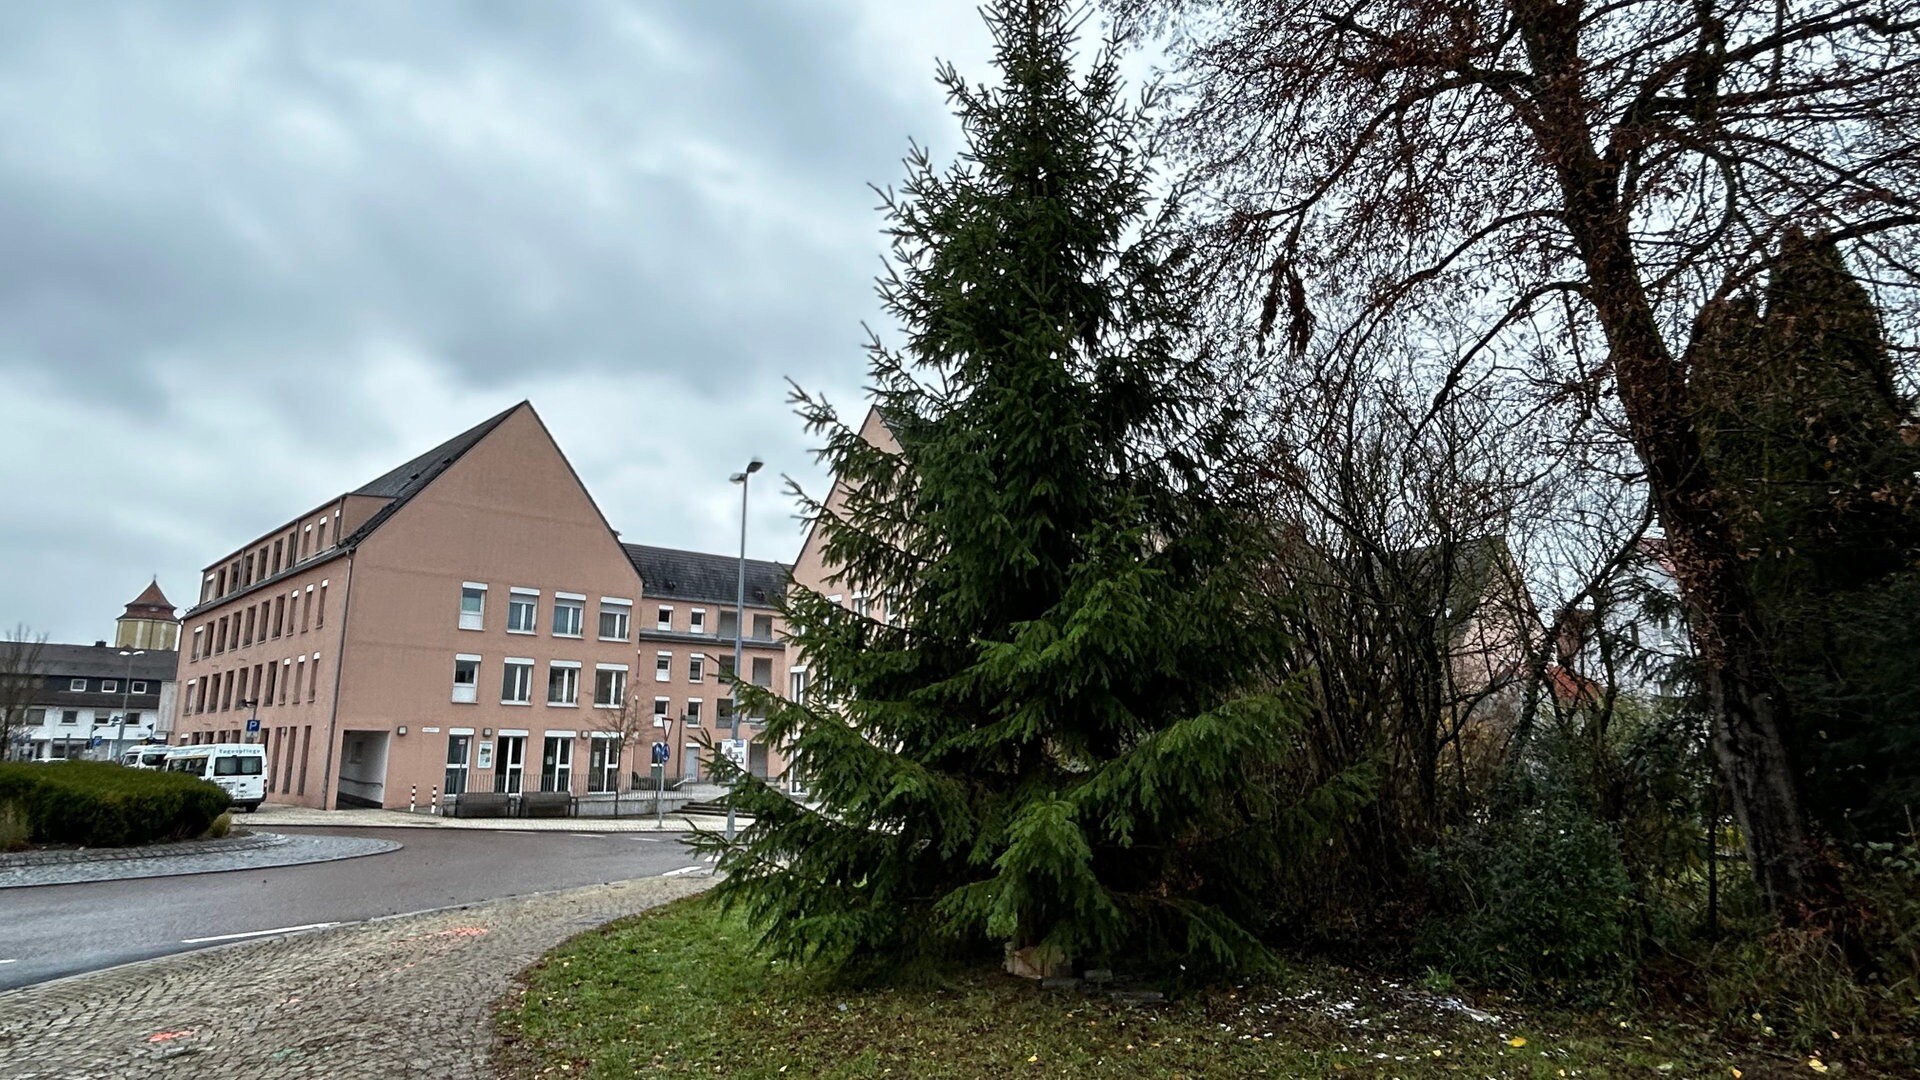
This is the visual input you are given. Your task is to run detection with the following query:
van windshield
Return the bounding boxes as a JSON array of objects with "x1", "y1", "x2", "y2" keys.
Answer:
[{"x1": 214, "y1": 756, "x2": 263, "y2": 776}]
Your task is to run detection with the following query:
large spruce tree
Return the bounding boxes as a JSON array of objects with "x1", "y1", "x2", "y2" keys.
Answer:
[
  {"x1": 1692, "y1": 232, "x2": 1920, "y2": 840},
  {"x1": 701, "y1": 0, "x2": 1302, "y2": 977}
]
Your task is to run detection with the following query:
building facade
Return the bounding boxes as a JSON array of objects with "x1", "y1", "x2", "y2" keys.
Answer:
[
  {"x1": 171, "y1": 402, "x2": 795, "y2": 810},
  {"x1": 8, "y1": 582, "x2": 181, "y2": 761},
  {"x1": 623, "y1": 544, "x2": 788, "y2": 784}
]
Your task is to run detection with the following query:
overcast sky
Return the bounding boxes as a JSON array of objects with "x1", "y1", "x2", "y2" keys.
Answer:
[{"x1": 0, "y1": 0, "x2": 1081, "y2": 643}]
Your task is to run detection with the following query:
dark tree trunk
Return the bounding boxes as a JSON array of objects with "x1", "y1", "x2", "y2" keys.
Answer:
[{"x1": 1510, "y1": 0, "x2": 1827, "y2": 919}]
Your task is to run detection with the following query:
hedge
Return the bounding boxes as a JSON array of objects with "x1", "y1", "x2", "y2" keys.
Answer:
[{"x1": 0, "y1": 761, "x2": 231, "y2": 847}]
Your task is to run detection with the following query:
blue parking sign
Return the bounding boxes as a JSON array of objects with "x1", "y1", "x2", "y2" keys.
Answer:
[{"x1": 246, "y1": 718, "x2": 261, "y2": 733}]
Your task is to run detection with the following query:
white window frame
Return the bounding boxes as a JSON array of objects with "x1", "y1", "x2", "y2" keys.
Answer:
[
  {"x1": 689, "y1": 608, "x2": 705, "y2": 634},
  {"x1": 131, "y1": 681, "x2": 148, "y2": 694},
  {"x1": 652, "y1": 696, "x2": 670, "y2": 721},
  {"x1": 506, "y1": 587, "x2": 540, "y2": 634},
  {"x1": 552, "y1": 593, "x2": 585, "y2": 638},
  {"x1": 501, "y1": 657, "x2": 534, "y2": 705},
  {"x1": 656, "y1": 605, "x2": 674, "y2": 631},
  {"x1": 452, "y1": 653, "x2": 481, "y2": 704},
  {"x1": 598, "y1": 598, "x2": 632, "y2": 642},
  {"x1": 685, "y1": 697, "x2": 702, "y2": 726},
  {"x1": 102, "y1": 680, "x2": 119, "y2": 694},
  {"x1": 790, "y1": 666, "x2": 808, "y2": 701},
  {"x1": 459, "y1": 582, "x2": 488, "y2": 631},
  {"x1": 547, "y1": 660, "x2": 581, "y2": 707},
  {"x1": 655, "y1": 651, "x2": 672, "y2": 683},
  {"x1": 68, "y1": 678, "x2": 85, "y2": 692},
  {"x1": 688, "y1": 655, "x2": 705, "y2": 683},
  {"x1": 593, "y1": 663, "x2": 629, "y2": 708}
]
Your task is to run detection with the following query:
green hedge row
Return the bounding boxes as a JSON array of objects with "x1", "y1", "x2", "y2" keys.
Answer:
[{"x1": 0, "y1": 761, "x2": 231, "y2": 847}]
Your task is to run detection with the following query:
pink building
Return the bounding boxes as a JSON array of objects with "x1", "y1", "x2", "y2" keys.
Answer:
[{"x1": 172, "y1": 402, "x2": 790, "y2": 810}]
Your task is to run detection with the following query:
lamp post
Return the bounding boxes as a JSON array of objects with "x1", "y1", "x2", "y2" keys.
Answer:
[
  {"x1": 113, "y1": 649, "x2": 144, "y2": 760},
  {"x1": 726, "y1": 456, "x2": 763, "y2": 843}
]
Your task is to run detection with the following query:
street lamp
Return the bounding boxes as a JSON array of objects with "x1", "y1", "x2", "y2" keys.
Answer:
[
  {"x1": 114, "y1": 650, "x2": 144, "y2": 760},
  {"x1": 726, "y1": 456, "x2": 763, "y2": 843}
]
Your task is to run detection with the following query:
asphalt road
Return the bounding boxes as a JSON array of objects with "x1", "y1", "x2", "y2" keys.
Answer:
[{"x1": 0, "y1": 826, "x2": 703, "y2": 991}]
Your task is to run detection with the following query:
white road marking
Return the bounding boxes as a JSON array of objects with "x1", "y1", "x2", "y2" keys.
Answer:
[
  {"x1": 660, "y1": 865, "x2": 706, "y2": 877},
  {"x1": 0, "y1": 958, "x2": 17, "y2": 965},
  {"x1": 181, "y1": 922, "x2": 339, "y2": 945}
]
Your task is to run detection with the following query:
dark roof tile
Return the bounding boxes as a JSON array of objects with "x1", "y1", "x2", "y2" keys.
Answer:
[{"x1": 622, "y1": 544, "x2": 789, "y2": 606}]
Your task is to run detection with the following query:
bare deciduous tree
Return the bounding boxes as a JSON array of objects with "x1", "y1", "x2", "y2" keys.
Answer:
[
  {"x1": 1120, "y1": 0, "x2": 1920, "y2": 921},
  {"x1": 0, "y1": 625, "x2": 48, "y2": 762}
]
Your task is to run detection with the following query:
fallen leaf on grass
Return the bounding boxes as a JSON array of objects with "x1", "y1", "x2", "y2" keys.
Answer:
[{"x1": 1507, "y1": 1036, "x2": 1527, "y2": 1047}]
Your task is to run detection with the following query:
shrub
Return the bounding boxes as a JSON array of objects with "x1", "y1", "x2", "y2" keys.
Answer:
[
  {"x1": 206, "y1": 810, "x2": 233, "y2": 839},
  {"x1": 1415, "y1": 800, "x2": 1637, "y2": 1001},
  {"x1": 0, "y1": 801, "x2": 27, "y2": 852},
  {"x1": 0, "y1": 761, "x2": 230, "y2": 847}
]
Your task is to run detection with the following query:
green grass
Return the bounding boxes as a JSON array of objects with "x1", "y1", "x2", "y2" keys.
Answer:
[{"x1": 490, "y1": 897, "x2": 1859, "y2": 1079}]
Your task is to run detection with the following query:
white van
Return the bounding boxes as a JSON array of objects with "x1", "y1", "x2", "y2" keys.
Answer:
[
  {"x1": 120, "y1": 745, "x2": 172, "y2": 770},
  {"x1": 164, "y1": 743, "x2": 267, "y2": 812}
]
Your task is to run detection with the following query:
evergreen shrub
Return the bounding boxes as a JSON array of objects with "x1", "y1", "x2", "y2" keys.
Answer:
[{"x1": 0, "y1": 761, "x2": 230, "y2": 847}]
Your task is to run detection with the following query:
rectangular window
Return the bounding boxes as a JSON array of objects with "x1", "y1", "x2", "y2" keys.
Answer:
[
  {"x1": 655, "y1": 652, "x2": 672, "y2": 682},
  {"x1": 507, "y1": 589, "x2": 538, "y2": 633},
  {"x1": 103, "y1": 679, "x2": 119, "y2": 694},
  {"x1": 216, "y1": 616, "x2": 228, "y2": 653},
  {"x1": 301, "y1": 587, "x2": 312, "y2": 632},
  {"x1": 598, "y1": 600, "x2": 631, "y2": 642},
  {"x1": 60, "y1": 709, "x2": 78, "y2": 724},
  {"x1": 685, "y1": 698, "x2": 702, "y2": 726},
  {"x1": 452, "y1": 655, "x2": 480, "y2": 703},
  {"x1": 494, "y1": 734, "x2": 526, "y2": 794},
  {"x1": 751, "y1": 656, "x2": 773, "y2": 688},
  {"x1": 547, "y1": 662, "x2": 580, "y2": 706},
  {"x1": 540, "y1": 735, "x2": 573, "y2": 793},
  {"x1": 273, "y1": 595, "x2": 285, "y2": 638},
  {"x1": 460, "y1": 583, "x2": 486, "y2": 630},
  {"x1": 552, "y1": 595, "x2": 584, "y2": 637},
  {"x1": 790, "y1": 667, "x2": 809, "y2": 701},
  {"x1": 593, "y1": 665, "x2": 628, "y2": 708},
  {"x1": 69, "y1": 678, "x2": 86, "y2": 692},
  {"x1": 308, "y1": 653, "x2": 320, "y2": 701},
  {"x1": 716, "y1": 697, "x2": 734, "y2": 728},
  {"x1": 752, "y1": 613, "x2": 774, "y2": 640},
  {"x1": 501, "y1": 659, "x2": 533, "y2": 704},
  {"x1": 688, "y1": 655, "x2": 705, "y2": 683},
  {"x1": 244, "y1": 608, "x2": 257, "y2": 647},
  {"x1": 192, "y1": 626, "x2": 205, "y2": 661},
  {"x1": 444, "y1": 734, "x2": 472, "y2": 797},
  {"x1": 272, "y1": 538, "x2": 284, "y2": 575},
  {"x1": 653, "y1": 696, "x2": 670, "y2": 721},
  {"x1": 279, "y1": 659, "x2": 292, "y2": 706},
  {"x1": 317, "y1": 518, "x2": 328, "y2": 550},
  {"x1": 263, "y1": 665, "x2": 276, "y2": 705},
  {"x1": 656, "y1": 605, "x2": 673, "y2": 631},
  {"x1": 316, "y1": 583, "x2": 327, "y2": 628},
  {"x1": 689, "y1": 608, "x2": 705, "y2": 634},
  {"x1": 587, "y1": 734, "x2": 621, "y2": 793},
  {"x1": 718, "y1": 609, "x2": 739, "y2": 639}
]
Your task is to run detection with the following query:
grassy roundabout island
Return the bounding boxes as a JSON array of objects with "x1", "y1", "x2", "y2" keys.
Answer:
[{"x1": 491, "y1": 897, "x2": 1803, "y2": 1080}]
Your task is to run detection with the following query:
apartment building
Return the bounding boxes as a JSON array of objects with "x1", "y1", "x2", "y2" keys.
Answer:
[
  {"x1": 623, "y1": 544, "x2": 788, "y2": 783},
  {"x1": 171, "y1": 401, "x2": 795, "y2": 810}
]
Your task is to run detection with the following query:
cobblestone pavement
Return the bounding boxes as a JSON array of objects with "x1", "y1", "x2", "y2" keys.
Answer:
[
  {"x1": 252, "y1": 803, "x2": 749, "y2": 832},
  {"x1": 0, "y1": 875, "x2": 711, "y2": 1080},
  {"x1": 0, "y1": 833, "x2": 398, "y2": 889}
]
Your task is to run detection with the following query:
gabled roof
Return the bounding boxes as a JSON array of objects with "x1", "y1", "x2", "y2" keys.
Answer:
[
  {"x1": 623, "y1": 543, "x2": 789, "y2": 606},
  {"x1": 340, "y1": 402, "x2": 524, "y2": 546},
  {"x1": 24, "y1": 643, "x2": 180, "y2": 682}
]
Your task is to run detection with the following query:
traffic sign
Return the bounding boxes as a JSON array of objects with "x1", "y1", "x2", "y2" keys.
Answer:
[{"x1": 245, "y1": 718, "x2": 261, "y2": 733}]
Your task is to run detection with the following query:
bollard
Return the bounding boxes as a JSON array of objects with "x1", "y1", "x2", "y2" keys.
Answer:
[
  {"x1": 410, "y1": 785, "x2": 417, "y2": 814},
  {"x1": 431, "y1": 785, "x2": 440, "y2": 815}
]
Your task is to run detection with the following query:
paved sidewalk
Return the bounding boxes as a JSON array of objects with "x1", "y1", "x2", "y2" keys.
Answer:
[
  {"x1": 250, "y1": 803, "x2": 749, "y2": 832},
  {"x1": 0, "y1": 874, "x2": 712, "y2": 1079},
  {"x1": 0, "y1": 832, "x2": 284, "y2": 870},
  {"x1": 0, "y1": 833, "x2": 399, "y2": 889}
]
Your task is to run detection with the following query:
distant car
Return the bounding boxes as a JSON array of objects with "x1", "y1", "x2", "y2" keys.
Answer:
[
  {"x1": 164, "y1": 743, "x2": 267, "y2": 812},
  {"x1": 120, "y1": 745, "x2": 172, "y2": 770}
]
